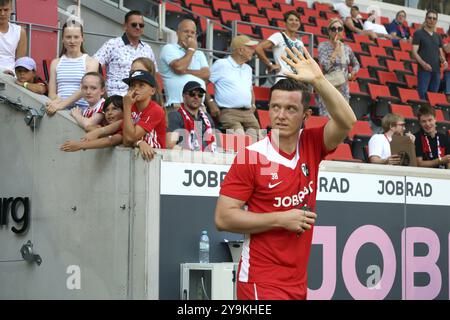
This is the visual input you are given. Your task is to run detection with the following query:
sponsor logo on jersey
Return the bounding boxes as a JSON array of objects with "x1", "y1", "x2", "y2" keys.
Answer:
[{"x1": 273, "y1": 181, "x2": 314, "y2": 208}]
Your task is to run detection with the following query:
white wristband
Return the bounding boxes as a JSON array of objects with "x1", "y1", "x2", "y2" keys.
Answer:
[{"x1": 188, "y1": 47, "x2": 195, "y2": 52}]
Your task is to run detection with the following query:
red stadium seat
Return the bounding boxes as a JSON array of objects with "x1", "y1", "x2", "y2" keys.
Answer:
[
  {"x1": 191, "y1": 5, "x2": 215, "y2": 18},
  {"x1": 348, "y1": 120, "x2": 372, "y2": 140},
  {"x1": 325, "y1": 143, "x2": 362, "y2": 162},
  {"x1": 399, "y1": 41, "x2": 413, "y2": 53},
  {"x1": 249, "y1": 15, "x2": 270, "y2": 26},
  {"x1": 397, "y1": 87, "x2": 430, "y2": 113},
  {"x1": 404, "y1": 74, "x2": 417, "y2": 89},
  {"x1": 265, "y1": 9, "x2": 284, "y2": 22},
  {"x1": 239, "y1": 4, "x2": 260, "y2": 17},
  {"x1": 260, "y1": 27, "x2": 278, "y2": 39},
  {"x1": 278, "y1": 3, "x2": 296, "y2": 13},
  {"x1": 349, "y1": 81, "x2": 371, "y2": 120},
  {"x1": 390, "y1": 104, "x2": 415, "y2": 119},
  {"x1": 255, "y1": 0, "x2": 273, "y2": 11},
  {"x1": 212, "y1": 0, "x2": 233, "y2": 12},
  {"x1": 219, "y1": 10, "x2": 242, "y2": 24},
  {"x1": 231, "y1": 0, "x2": 248, "y2": 8},
  {"x1": 354, "y1": 68, "x2": 378, "y2": 93},
  {"x1": 360, "y1": 55, "x2": 388, "y2": 78},
  {"x1": 427, "y1": 92, "x2": 450, "y2": 108},
  {"x1": 368, "y1": 83, "x2": 401, "y2": 119},
  {"x1": 185, "y1": 0, "x2": 205, "y2": 6},
  {"x1": 254, "y1": 86, "x2": 270, "y2": 101}
]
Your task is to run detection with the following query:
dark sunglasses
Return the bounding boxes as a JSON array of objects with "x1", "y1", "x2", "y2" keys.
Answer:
[
  {"x1": 188, "y1": 91, "x2": 204, "y2": 98},
  {"x1": 329, "y1": 26, "x2": 343, "y2": 32},
  {"x1": 427, "y1": 16, "x2": 437, "y2": 20},
  {"x1": 131, "y1": 22, "x2": 145, "y2": 29}
]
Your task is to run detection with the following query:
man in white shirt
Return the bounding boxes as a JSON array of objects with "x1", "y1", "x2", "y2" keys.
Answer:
[
  {"x1": 331, "y1": 0, "x2": 354, "y2": 20},
  {"x1": 94, "y1": 10, "x2": 157, "y2": 96},
  {"x1": 368, "y1": 113, "x2": 415, "y2": 165},
  {"x1": 210, "y1": 35, "x2": 260, "y2": 140},
  {"x1": 0, "y1": 0, "x2": 27, "y2": 74},
  {"x1": 159, "y1": 19, "x2": 210, "y2": 112}
]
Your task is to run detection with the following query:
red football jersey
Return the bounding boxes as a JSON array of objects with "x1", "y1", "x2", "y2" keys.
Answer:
[
  {"x1": 126, "y1": 101, "x2": 166, "y2": 148},
  {"x1": 220, "y1": 125, "x2": 329, "y2": 295}
]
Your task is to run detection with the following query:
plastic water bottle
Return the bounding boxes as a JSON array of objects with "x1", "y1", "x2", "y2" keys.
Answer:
[{"x1": 199, "y1": 231, "x2": 210, "y2": 264}]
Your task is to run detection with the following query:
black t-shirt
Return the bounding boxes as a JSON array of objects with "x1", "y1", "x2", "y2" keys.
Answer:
[
  {"x1": 412, "y1": 28, "x2": 443, "y2": 72},
  {"x1": 168, "y1": 109, "x2": 215, "y2": 150},
  {"x1": 415, "y1": 129, "x2": 449, "y2": 168}
]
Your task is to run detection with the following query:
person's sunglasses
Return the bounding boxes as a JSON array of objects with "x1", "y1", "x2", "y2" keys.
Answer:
[
  {"x1": 188, "y1": 91, "x2": 204, "y2": 98},
  {"x1": 329, "y1": 26, "x2": 343, "y2": 32},
  {"x1": 427, "y1": 16, "x2": 437, "y2": 21},
  {"x1": 131, "y1": 22, "x2": 145, "y2": 29}
]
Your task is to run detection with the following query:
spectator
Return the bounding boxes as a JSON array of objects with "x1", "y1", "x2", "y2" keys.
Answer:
[
  {"x1": 329, "y1": 0, "x2": 354, "y2": 20},
  {"x1": 14, "y1": 57, "x2": 48, "y2": 95},
  {"x1": 344, "y1": 6, "x2": 379, "y2": 40},
  {"x1": 255, "y1": 10, "x2": 304, "y2": 83},
  {"x1": 442, "y1": 26, "x2": 450, "y2": 103},
  {"x1": 122, "y1": 70, "x2": 166, "y2": 156},
  {"x1": 386, "y1": 10, "x2": 411, "y2": 45},
  {"x1": 130, "y1": 57, "x2": 164, "y2": 106},
  {"x1": 210, "y1": 35, "x2": 260, "y2": 141},
  {"x1": 60, "y1": 95, "x2": 124, "y2": 152},
  {"x1": 368, "y1": 113, "x2": 415, "y2": 165},
  {"x1": 94, "y1": 10, "x2": 157, "y2": 97},
  {"x1": 215, "y1": 47, "x2": 357, "y2": 300},
  {"x1": 70, "y1": 72, "x2": 105, "y2": 132},
  {"x1": 317, "y1": 18, "x2": 360, "y2": 117},
  {"x1": 159, "y1": 19, "x2": 209, "y2": 113},
  {"x1": 412, "y1": 10, "x2": 448, "y2": 100},
  {"x1": 167, "y1": 81, "x2": 216, "y2": 152},
  {"x1": 414, "y1": 105, "x2": 450, "y2": 169},
  {"x1": 46, "y1": 22, "x2": 99, "y2": 116},
  {"x1": 363, "y1": 12, "x2": 392, "y2": 40},
  {"x1": 0, "y1": 0, "x2": 27, "y2": 74}
]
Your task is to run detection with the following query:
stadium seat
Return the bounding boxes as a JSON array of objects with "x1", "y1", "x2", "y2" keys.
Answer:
[
  {"x1": 348, "y1": 120, "x2": 372, "y2": 141},
  {"x1": 368, "y1": 46, "x2": 393, "y2": 67},
  {"x1": 254, "y1": 86, "x2": 270, "y2": 109},
  {"x1": 239, "y1": 4, "x2": 261, "y2": 18},
  {"x1": 349, "y1": 81, "x2": 371, "y2": 120},
  {"x1": 386, "y1": 60, "x2": 413, "y2": 83},
  {"x1": 277, "y1": 3, "x2": 296, "y2": 14},
  {"x1": 255, "y1": 0, "x2": 274, "y2": 11},
  {"x1": 393, "y1": 50, "x2": 414, "y2": 65},
  {"x1": 397, "y1": 87, "x2": 430, "y2": 113},
  {"x1": 249, "y1": 15, "x2": 270, "y2": 27},
  {"x1": 376, "y1": 38, "x2": 397, "y2": 57},
  {"x1": 355, "y1": 68, "x2": 378, "y2": 93},
  {"x1": 256, "y1": 109, "x2": 271, "y2": 129},
  {"x1": 404, "y1": 74, "x2": 417, "y2": 89},
  {"x1": 360, "y1": 56, "x2": 388, "y2": 78},
  {"x1": 325, "y1": 143, "x2": 362, "y2": 162},
  {"x1": 265, "y1": 9, "x2": 285, "y2": 22},
  {"x1": 212, "y1": 0, "x2": 233, "y2": 13},
  {"x1": 184, "y1": 0, "x2": 205, "y2": 6},
  {"x1": 191, "y1": 5, "x2": 215, "y2": 19},
  {"x1": 389, "y1": 103, "x2": 419, "y2": 133},
  {"x1": 217, "y1": 133, "x2": 252, "y2": 153},
  {"x1": 376, "y1": 71, "x2": 407, "y2": 97},
  {"x1": 427, "y1": 92, "x2": 450, "y2": 109},
  {"x1": 399, "y1": 40, "x2": 413, "y2": 53},
  {"x1": 219, "y1": 10, "x2": 242, "y2": 25},
  {"x1": 260, "y1": 27, "x2": 278, "y2": 40},
  {"x1": 304, "y1": 115, "x2": 328, "y2": 129},
  {"x1": 368, "y1": 83, "x2": 400, "y2": 121},
  {"x1": 346, "y1": 42, "x2": 369, "y2": 61}
]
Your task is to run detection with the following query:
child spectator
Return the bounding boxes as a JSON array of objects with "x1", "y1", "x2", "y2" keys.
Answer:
[
  {"x1": 70, "y1": 72, "x2": 105, "y2": 131},
  {"x1": 46, "y1": 22, "x2": 98, "y2": 116},
  {"x1": 130, "y1": 57, "x2": 164, "y2": 107},
  {"x1": 129, "y1": 57, "x2": 166, "y2": 160},
  {"x1": 121, "y1": 70, "x2": 166, "y2": 160},
  {"x1": 14, "y1": 57, "x2": 48, "y2": 95},
  {"x1": 60, "y1": 95, "x2": 124, "y2": 152}
]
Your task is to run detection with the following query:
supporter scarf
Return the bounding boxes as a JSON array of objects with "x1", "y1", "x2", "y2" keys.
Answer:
[
  {"x1": 178, "y1": 104, "x2": 216, "y2": 152},
  {"x1": 421, "y1": 132, "x2": 445, "y2": 168}
]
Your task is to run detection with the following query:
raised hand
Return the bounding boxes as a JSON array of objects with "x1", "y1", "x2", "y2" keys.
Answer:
[{"x1": 280, "y1": 47, "x2": 324, "y2": 84}]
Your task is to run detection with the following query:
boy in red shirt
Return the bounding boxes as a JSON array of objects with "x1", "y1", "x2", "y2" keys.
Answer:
[{"x1": 122, "y1": 70, "x2": 166, "y2": 152}]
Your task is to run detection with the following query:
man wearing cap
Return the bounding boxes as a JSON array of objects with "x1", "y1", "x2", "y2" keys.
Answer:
[
  {"x1": 14, "y1": 56, "x2": 47, "y2": 95},
  {"x1": 167, "y1": 81, "x2": 216, "y2": 152},
  {"x1": 122, "y1": 69, "x2": 166, "y2": 151},
  {"x1": 209, "y1": 35, "x2": 260, "y2": 141},
  {"x1": 159, "y1": 19, "x2": 211, "y2": 114}
]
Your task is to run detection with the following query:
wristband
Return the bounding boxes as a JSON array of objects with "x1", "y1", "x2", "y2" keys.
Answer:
[
  {"x1": 23, "y1": 82, "x2": 29, "y2": 89},
  {"x1": 188, "y1": 47, "x2": 195, "y2": 52}
]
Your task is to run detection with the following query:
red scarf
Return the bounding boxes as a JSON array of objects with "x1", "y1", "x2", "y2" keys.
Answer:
[{"x1": 178, "y1": 104, "x2": 216, "y2": 152}]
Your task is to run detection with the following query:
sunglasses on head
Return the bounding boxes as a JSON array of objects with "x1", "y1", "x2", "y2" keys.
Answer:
[
  {"x1": 131, "y1": 22, "x2": 145, "y2": 29},
  {"x1": 188, "y1": 91, "x2": 204, "y2": 98},
  {"x1": 329, "y1": 26, "x2": 343, "y2": 32}
]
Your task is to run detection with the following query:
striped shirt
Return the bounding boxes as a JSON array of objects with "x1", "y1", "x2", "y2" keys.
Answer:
[
  {"x1": 56, "y1": 54, "x2": 89, "y2": 109},
  {"x1": 82, "y1": 98, "x2": 105, "y2": 118}
]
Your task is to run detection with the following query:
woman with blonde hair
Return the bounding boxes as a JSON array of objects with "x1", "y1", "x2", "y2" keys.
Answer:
[
  {"x1": 317, "y1": 18, "x2": 360, "y2": 117},
  {"x1": 46, "y1": 22, "x2": 99, "y2": 115}
]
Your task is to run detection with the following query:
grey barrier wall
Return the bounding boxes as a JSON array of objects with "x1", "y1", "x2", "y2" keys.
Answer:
[{"x1": 1, "y1": 73, "x2": 449, "y2": 299}]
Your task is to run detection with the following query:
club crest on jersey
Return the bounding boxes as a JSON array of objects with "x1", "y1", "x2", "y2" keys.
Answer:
[{"x1": 301, "y1": 163, "x2": 309, "y2": 177}]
